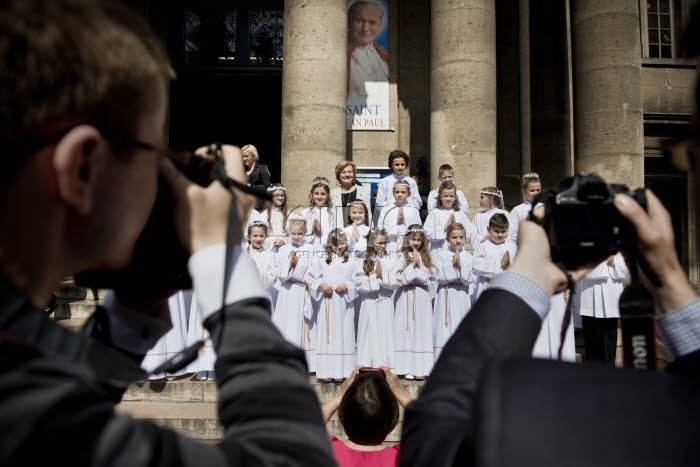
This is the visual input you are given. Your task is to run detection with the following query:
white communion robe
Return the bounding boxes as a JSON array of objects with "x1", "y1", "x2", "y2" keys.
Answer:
[
  {"x1": 471, "y1": 239, "x2": 518, "y2": 302},
  {"x1": 309, "y1": 254, "x2": 358, "y2": 380},
  {"x1": 470, "y1": 208, "x2": 517, "y2": 248},
  {"x1": 354, "y1": 255, "x2": 399, "y2": 368},
  {"x1": 247, "y1": 245, "x2": 278, "y2": 310},
  {"x1": 301, "y1": 205, "x2": 336, "y2": 253},
  {"x1": 271, "y1": 241, "x2": 317, "y2": 370},
  {"x1": 432, "y1": 248, "x2": 475, "y2": 362},
  {"x1": 344, "y1": 224, "x2": 370, "y2": 259},
  {"x1": 423, "y1": 208, "x2": 475, "y2": 254},
  {"x1": 532, "y1": 291, "x2": 576, "y2": 362},
  {"x1": 377, "y1": 202, "x2": 422, "y2": 254},
  {"x1": 572, "y1": 252, "x2": 629, "y2": 327},
  {"x1": 141, "y1": 290, "x2": 193, "y2": 379},
  {"x1": 427, "y1": 188, "x2": 470, "y2": 214},
  {"x1": 375, "y1": 174, "x2": 422, "y2": 210},
  {"x1": 393, "y1": 256, "x2": 435, "y2": 378},
  {"x1": 183, "y1": 290, "x2": 217, "y2": 377},
  {"x1": 256, "y1": 206, "x2": 289, "y2": 252}
]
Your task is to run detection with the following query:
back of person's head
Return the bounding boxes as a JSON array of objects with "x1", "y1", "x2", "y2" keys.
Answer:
[
  {"x1": 0, "y1": 0, "x2": 174, "y2": 186},
  {"x1": 489, "y1": 213, "x2": 509, "y2": 231},
  {"x1": 338, "y1": 373, "x2": 399, "y2": 445},
  {"x1": 241, "y1": 144, "x2": 259, "y2": 161}
]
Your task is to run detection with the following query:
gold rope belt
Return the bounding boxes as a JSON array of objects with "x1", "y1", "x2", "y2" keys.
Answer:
[
  {"x1": 404, "y1": 284, "x2": 428, "y2": 331},
  {"x1": 442, "y1": 282, "x2": 462, "y2": 327}
]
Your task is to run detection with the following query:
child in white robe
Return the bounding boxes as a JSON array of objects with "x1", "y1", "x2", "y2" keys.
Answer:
[
  {"x1": 510, "y1": 172, "x2": 542, "y2": 239},
  {"x1": 344, "y1": 199, "x2": 370, "y2": 259},
  {"x1": 532, "y1": 291, "x2": 577, "y2": 362},
  {"x1": 377, "y1": 179, "x2": 422, "y2": 254},
  {"x1": 246, "y1": 220, "x2": 277, "y2": 308},
  {"x1": 393, "y1": 225, "x2": 436, "y2": 380},
  {"x1": 472, "y1": 213, "x2": 518, "y2": 301},
  {"x1": 184, "y1": 291, "x2": 216, "y2": 381},
  {"x1": 424, "y1": 181, "x2": 474, "y2": 254},
  {"x1": 257, "y1": 183, "x2": 289, "y2": 252},
  {"x1": 272, "y1": 215, "x2": 318, "y2": 371},
  {"x1": 470, "y1": 186, "x2": 516, "y2": 248},
  {"x1": 374, "y1": 149, "x2": 422, "y2": 210},
  {"x1": 432, "y1": 223, "x2": 475, "y2": 362},
  {"x1": 573, "y1": 252, "x2": 629, "y2": 366},
  {"x1": 142, "y1": 290, "x2": 193, "y2": 380},
  {"x1": 300, "y1": 177, "x2": 336, "y2": 253},
  {"x1": 355, "y1": 228, "x2": 399, "y2": 368},
  {"x1": 310, "y1": 229, "x2": 357, "y2": 381}
]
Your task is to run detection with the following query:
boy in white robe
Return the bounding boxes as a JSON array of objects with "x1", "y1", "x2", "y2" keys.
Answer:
[
  {"x1": 471, "y1": 186, "x2": 516, "y2": 248},
  {"x1": 472, "y1": 213, "x2": 518, "y2": 301},
  {"x1": 377, "y1": 179, "x2": 422, "y2": 254}
]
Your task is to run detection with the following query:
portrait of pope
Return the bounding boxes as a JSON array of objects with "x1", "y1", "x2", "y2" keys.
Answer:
[{"x1": 347, "y1": 0, "x2": 389, "y2": 103}]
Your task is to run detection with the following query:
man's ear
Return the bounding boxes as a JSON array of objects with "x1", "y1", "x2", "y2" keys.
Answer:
[{"x1": 52, "y1": 125, "x2": 105, "y2": 215}]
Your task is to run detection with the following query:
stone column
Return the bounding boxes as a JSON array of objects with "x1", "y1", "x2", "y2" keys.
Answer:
[
  {"x1": 281, "y1": 0, "x2": 347, "y2": 208},
  {"x1": 571, "y1": 0, "x2": 644, "y2": 187},
  {"x1": 519, "y1": 0, "x2": 531, "y2": 173},
  {"x1": 431, "y1": 0, "x2": 497, "y2": 214}
]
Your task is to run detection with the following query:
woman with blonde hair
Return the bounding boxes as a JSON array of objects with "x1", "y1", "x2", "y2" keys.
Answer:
[{"x1": 241, "y1": 143, "x2": 271, "y2": 211}]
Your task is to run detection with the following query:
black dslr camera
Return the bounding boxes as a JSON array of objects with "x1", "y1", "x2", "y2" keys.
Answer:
[{"x1": 535, "y1": 173, "x2": 646, "y2": 269}]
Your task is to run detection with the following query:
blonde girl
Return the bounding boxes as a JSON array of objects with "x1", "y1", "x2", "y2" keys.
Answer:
[
  {"x1": 377, "y1": 179, "x2": 422, "y2": 254},
  {"x1": 246, "y1": 220, "x2": 277, "y2": 306},
  {"x1": 432, "y1": 222, "x2": 475, "y2": 362},
  {"x1": 354, "y1": 228, "x2": 399, "y2": 368},
  {"x1": 470, "y1": 186, "x2": 515, "y2": 248},
  {"x1": 310, "y1": 229, "x2": 357, "y2": 381},
  {"x1": 272, "y1": 215, "x2": 318, "y2": 371},
  {"x1": 343, "y1": 199, "x2": 371, "y2": 259},
  {"x1": 257, "y1": 183, "x2": 289, "y2": 251},
  {"x1": 510, "y1": 172, "x2": 542, "y2": 238},
  {"x1": 393, "y1": 225, "x2": 435, "y2": 380},
  {"x1": 423, "y1": 181, "x2": 474, "y2": 254},
  {"x1": 301, "y1": 177, "x2": 335, "y2": 252}
]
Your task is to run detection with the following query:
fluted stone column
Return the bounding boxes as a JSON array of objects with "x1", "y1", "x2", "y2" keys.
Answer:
[
  {"x1": 281, "y1": 0, "x2": 347, "y2": 208},
  {"x1": 571, "y1": 0, "x2": 644, "y2": 187},
  {"x1": 431, "y1": 0, "x2": 497, "y2": 214}
]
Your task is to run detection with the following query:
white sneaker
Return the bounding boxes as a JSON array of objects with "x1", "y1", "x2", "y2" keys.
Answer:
[
  {"x1": 195, "y1": 371, "x2": 208, "y2": 381},
  {"x1": 207, "y1": 371, "x2": 216, "y2": 381},
  {"x1": 405, "y1": 374, "x2": 415, "y2": 380}
]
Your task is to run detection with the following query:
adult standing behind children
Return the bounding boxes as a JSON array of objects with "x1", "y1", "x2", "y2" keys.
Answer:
[
  {"x1": 0, "y1": 2, "x2": 335, "y2": 465},
  {"x1": 330, "y1": 160, "x2": 372, "y2": 227},
  {"x1": 241, "y1": 144, "x2": 272, "y2": 212}
]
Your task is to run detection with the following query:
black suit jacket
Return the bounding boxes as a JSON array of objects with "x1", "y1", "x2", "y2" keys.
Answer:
[
  {"x1": 398, "y1": 288, "x2": 700, "y2": 467},
  {"x1": 246, "y1": 163, "x2": 271, "y2": 211}
]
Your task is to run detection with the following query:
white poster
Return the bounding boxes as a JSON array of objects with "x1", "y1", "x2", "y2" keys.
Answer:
[{"x1": 346, "y1": 0, "x2": 390, "y2": 130}]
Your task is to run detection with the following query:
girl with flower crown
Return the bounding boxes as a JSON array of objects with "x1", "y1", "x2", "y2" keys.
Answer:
[
  {"x1": 310, "y1": 229, "x2": 357, "y2": 381},
  {"x1": 393, "y1": 225, "x2": 436, "y2": 380},
  {"x1": 354, "y1": 227, "x2": 399, "y2": 369},
  {"x1": 256, "y1": 183, "x2": 289, "y2": 252},
  {"x1": 271, "y1": 215, "x2": 318, "y2": 371},
  {"x1": 301, "y1": 176, "x2": 336, "y2": 253},
  {"x1": 423, "y1": 181, "x2": 475, "y2": 255},
  {"x1": 470, "y1": 186, "x2": 516, "y2": 248},
  {"x1": 377, "y1": 179, "x2": 422, "y2": 254}
]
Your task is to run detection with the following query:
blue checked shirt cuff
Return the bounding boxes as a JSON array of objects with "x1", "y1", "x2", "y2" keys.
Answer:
[
  {"x1": 656, "y1": 298, "x2": 700, "y2": 360},
  {"x1": 489, "y1": 271, "x2": 550, "y2": 320}
]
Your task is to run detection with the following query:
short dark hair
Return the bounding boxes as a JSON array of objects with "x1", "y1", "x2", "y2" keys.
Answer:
[
  {"x1": 489, "y1": 213, "x2": 509, "y2": 231},
  {"x1": 338, "y1": 373, "x2": 399, "y2": 445},
  {"x1": 388, "y1": 149, "x2": 410, "y2": 169}
]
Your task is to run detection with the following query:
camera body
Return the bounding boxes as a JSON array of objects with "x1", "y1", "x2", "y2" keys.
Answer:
[
  {"x1": 541, "y1": 173, "x2": 646, "y2": 269},
  {"x1": 358, "y1": 367, "x2": 386, "y2": 378}
]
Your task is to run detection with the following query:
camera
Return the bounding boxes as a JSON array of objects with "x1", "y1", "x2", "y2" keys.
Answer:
[
  {"x1": 536, "y1": 173, "x2": 646, "y2": 269},
  {"x1": 358, "y1": 367, "x2": 386, "y2": 378}
]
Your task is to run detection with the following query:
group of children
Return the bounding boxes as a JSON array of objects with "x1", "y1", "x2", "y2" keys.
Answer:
[{"x1": 143, "y1": 151, "x2": 631, "y2": 382}]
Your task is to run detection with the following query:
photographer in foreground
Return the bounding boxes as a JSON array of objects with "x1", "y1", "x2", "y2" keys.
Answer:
[
  {"x1": 399, "y1": 10, "x2": 700, "y2": 467},
  {"x1": 0, "y1": 1, "x2": 334, "y2": 466}
]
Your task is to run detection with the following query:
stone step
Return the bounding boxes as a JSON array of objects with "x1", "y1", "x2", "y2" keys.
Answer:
[
  {"x1": 52, "y1": 299, "x2": 100, "y2": 319},
  {"x1": 54, "y1": 318, "x2": 87, "y2": 333},
  {"x1": 116, "y1": 401, "x2": 222, "y2": 440}
]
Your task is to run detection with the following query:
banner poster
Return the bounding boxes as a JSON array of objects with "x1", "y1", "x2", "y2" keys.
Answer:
[{"x1": 346, "y1": 0, "x2": 390, "y2": 131}]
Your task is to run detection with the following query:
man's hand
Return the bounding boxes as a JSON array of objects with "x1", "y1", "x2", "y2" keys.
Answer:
[
  {"x1": 160, "y1": 144, "x2": 255, "y2": 254},
  {"x1": 614, "y1": 190, "x2": 698, "y2": 314}
]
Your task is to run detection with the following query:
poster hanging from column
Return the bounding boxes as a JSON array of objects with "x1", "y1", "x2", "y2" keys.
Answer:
[{"x1": 346, "y1": 0, "x2": 390, "y2": 130}]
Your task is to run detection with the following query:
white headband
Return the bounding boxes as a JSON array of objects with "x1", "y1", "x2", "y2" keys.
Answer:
[
  {"x1": 249, "y1": 220, "x2": 268, "y2": 228},
  {"x1": 480, "y1": 190, "x2": 503, "y2": 201},
  {"x1": 267, "y1": 185, "x2": 286, "y2": 192},
  {"x1": 349, "y1": 199, "x2": 366, "y2": 206},
  {"x1": 312, "y1": 179, "x2": 330, "y2": 188},
  {"x1": 405, "y1": 227, "x2": 425, "y2": 235},
  {"x1": 288, "y1": 213, "x2": 307, "y2": 222}
]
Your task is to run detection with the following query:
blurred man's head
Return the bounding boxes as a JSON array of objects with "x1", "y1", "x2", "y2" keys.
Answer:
[
  {"x1": 348, "y1": 1, "x2": 384, "y2": 47},
  {"x1": 0, "y1": 0, "x2": 175, "y2": 272}
]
